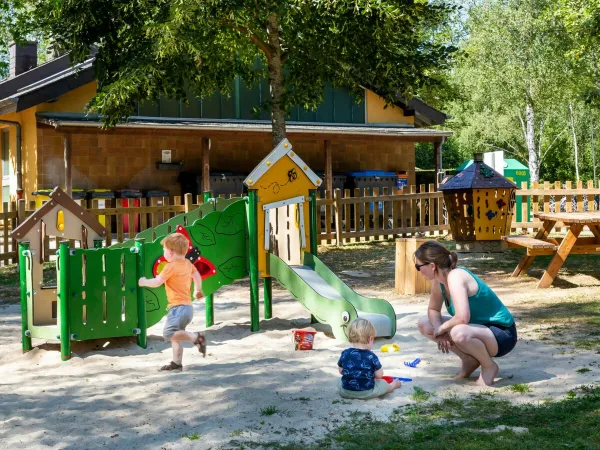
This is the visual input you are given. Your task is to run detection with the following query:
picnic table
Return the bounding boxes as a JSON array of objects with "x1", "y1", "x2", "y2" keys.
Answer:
[{"x1": 503, "y1": 211, "x2": 600, "y2": 288}]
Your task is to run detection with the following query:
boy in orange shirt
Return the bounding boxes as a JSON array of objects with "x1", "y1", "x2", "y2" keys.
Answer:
[{"x1": 138, "y1": 233, "x2": 206, "y2": 371}]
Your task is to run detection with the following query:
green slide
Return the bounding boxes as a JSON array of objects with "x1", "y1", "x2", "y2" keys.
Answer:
[{"x1": 269, "y1": 252, "x2": 396, "y2": 341}]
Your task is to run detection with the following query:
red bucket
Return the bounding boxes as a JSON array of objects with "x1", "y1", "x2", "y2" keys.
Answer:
[
  {"x1": 292, "y1": 330, "x2": 316, "y2": 351},
  {"x1": 381, "y1": 376, "x2": 395, "y2": 384}
]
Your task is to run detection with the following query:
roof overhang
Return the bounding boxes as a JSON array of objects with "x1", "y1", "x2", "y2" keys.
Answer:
[
  {"x1": 0, "y1": 59, "x2": 95, "y2": 116},
  {"x1": 37, "y1": 113, "x2": 452, "y2": 143}
]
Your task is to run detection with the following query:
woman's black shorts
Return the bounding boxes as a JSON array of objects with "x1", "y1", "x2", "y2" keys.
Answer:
[{"x1": 485, "y1": 322, "x2": 517, "y2": 357}]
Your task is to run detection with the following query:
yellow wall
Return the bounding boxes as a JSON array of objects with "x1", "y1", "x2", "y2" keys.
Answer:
[
  {"x1": 0, "y1": 81, "x2": 98, "y2": 206},
  {"x1": 365, "y1": 90, "x2": 414, "y2": 125},
  {"x1": 252, "y1": 156, "x2": 316, "y2": 277}
]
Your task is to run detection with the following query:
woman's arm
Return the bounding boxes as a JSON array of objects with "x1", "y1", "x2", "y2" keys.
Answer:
[
  {"x1": 428, "y1": 282, "x2": 445, "y2": 329},
  {"x1": 434, "y1": 270, "x2": 471, "y2": 336}
]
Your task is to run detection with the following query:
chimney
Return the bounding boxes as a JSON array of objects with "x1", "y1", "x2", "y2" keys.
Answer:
[{"x1": 9, "y1": 41, "x2": 38, "y2": 78}]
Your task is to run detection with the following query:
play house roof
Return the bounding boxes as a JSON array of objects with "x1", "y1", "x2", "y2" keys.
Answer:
[
  {"x1": 244, "y1": 138, "x2": 322, "y2": 188},
  {"x1": 11, "y1": 187, "x2": 106, "y2": 240},
  {"x1": 439, "y1": 154, "x2": 517, "y2": 191}
]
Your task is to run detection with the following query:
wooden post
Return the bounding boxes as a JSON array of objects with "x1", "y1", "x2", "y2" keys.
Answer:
[
  {"x1": 395, "y1": 238, "x2": 432, "y2": 295},
  {"x1": 324, "y1": 140, "x2": 333, "y2": 194},
  {"x1": 334, "y1": 188, "x2": 342, "y2": 246},
  {"x1": 434, "y1": 141, "x2": 443, "y2": 190},
  {"x1": 63, "y1": 133, "x2": 72, "y2": 197},
  {"x1": 202, "y1": 137, "x2": 211, "y2": 193}
]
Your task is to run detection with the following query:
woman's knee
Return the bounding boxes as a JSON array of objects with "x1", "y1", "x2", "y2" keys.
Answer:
[
  {"x1": 449, "y1": 324, "x2": 471, "y2": 346},
  {"x1": 417, "y1": 316, "x2": 433, "y2": 336}
]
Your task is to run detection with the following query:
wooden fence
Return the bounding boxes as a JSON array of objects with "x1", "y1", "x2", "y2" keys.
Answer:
[{"x1": 1, "y1": 182, "x2": 600, "y2": 265}]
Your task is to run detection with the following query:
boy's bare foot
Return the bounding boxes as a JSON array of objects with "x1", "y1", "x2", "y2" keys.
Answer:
[
  {"x1": 455, "y1": 355, "x2": 481, "y2": 379},
  {"x1": 475, "y1": 361, "x2": 499, "y2": 386},
  {"x1": 159, "y1": 361, "x2": 182, "y2": 372}
]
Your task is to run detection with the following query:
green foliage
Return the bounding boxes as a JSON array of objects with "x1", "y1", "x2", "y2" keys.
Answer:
[
  {"x1": 415, "y1": 139, "x2": 469, "y2": 170},
  {"x1": 22, "y1": 0, "x2": 456, "y2": 143},
  {"x1": 260, "y1": 406, "x2": 280, "y2": 416},
  {"x1": 410, "y1": 386, "x2": 434, "y2": 403},
  {"x1": 184, "y1": 432, "x2": 201, "y2": 441},
  {"x1": 508, "y1": 383, "x2": 532, "y2": 394},
  {"x1": 439, "y1": 0, "x2": 600, "y2": 182}
]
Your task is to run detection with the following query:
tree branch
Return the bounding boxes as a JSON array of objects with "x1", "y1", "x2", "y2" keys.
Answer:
[
  {"x1": 540, "y1": 126, "x2": 568, "y2": 162},
  {"x1": 221, "y1": 20, "x2": 273, "y2": 58}
]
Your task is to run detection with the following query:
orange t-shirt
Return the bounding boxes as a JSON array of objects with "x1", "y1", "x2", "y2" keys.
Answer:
[{"x1": 159, "y1": 259, "x2": 199, "y2": 308}]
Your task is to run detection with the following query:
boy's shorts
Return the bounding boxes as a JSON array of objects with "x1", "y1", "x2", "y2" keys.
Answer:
[
  {"x1": 338, "y1": 379, "x2": 389, "y2": 400},
  {"x1": 163, "y1": 305, "x2": 194, "y2": 340}
]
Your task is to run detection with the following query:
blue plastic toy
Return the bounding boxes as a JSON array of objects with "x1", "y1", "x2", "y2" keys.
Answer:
[{"x1": 404, "y1": 358, "x2": 421, "y2": 368}]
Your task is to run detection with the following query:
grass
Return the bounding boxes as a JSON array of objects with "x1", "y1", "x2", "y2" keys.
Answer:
[
  {"x1": 576, "y1": 368, "x2": 592, "y2": 374},
  {"x1": 508, "y1": 383, "x2": 532, "y2": 394},
  {"x1": 410, "y1": 386, "x2": 434, "y2": 403},
  {"x1": 264, "y1": 386, "x2": 600, "y2": 449},
  {"x1": 260, "y1": 406, "x2": 280, "y2": 416},
  {"x1": 184, "y1": 432, "x2": 201, "y2": 441},
  {"x1": 231, "y1": 429, "x2": 244, "y2": 437}
]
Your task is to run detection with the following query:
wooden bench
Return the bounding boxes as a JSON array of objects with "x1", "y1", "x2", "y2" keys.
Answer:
[{"x1": 502, "y1": 235, "x2": 557, "y2": 250}]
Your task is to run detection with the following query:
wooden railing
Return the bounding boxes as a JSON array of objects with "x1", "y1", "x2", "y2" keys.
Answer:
[
  {"x1": 1, "y1": 181, "x2": 600, "y2": 265},
  {"x1": 316, "y1": 184, "x2": 449, "y2": 245}
]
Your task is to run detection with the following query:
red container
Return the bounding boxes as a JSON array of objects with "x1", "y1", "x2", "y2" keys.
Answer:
[
  {"x1": 292, "y1": 330, "x2": 316, "y2": 351},
  {"x1": 121, "y1": 198, "x2": 141, "y2": 233},
  {"x1": 381, "y1": 376, "x2": 395, "y2": 384}
]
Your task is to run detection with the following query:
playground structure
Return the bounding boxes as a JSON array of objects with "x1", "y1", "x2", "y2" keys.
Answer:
[
  {"x1": 13, "y1": 139, "x2": 396, "y2": 360},
  {"x1": 439, "y1": 153, "x2": 517, "y2": 252}
]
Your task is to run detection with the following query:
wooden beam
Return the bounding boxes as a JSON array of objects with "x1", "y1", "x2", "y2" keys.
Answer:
[
  {"x1": 202, "y1": 137, "x2": 211, "y2": 193},
  {"x1": 433, "y1": 141, "x2": 443, "y2": 190},
  {"x1": 538, "y1": 223, "x2": 583, "y2": 288},
  {"x1": 324, "y1": 139, "x2": 333, "y2": 194},
  {"x1": 63, "y1": 133, "x2": 72, "y2": 197}
]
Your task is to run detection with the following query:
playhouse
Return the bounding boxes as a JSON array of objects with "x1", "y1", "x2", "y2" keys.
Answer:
[{"x1": 14, "y1": 139, "x2": 397, "y2": 359}]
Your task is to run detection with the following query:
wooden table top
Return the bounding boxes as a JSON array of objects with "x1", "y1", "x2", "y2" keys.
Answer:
[{"x1": 534, "y1": 211, "x2": 600, "y2": 224}]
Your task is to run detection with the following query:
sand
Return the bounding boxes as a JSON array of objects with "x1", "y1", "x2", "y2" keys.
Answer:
[{"x1": 1, "y1": 280, "x2": 598, "y2": 449}]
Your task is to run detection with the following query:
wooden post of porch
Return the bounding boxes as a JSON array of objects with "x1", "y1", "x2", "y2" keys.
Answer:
[
  {"x1": 202, "y1": 137, "x2": 211, "y2": 194},
  {"x1": 63, "y1": 133, "x2": 72, "y2": 197},
  {"x1": 324, "y1": 140, "x2": 333, "y2": 193},
  {"x1": 434, "y1": 140, "x2": 443, "y2": 190}
]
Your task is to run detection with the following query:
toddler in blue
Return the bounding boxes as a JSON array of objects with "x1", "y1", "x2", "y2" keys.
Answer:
[{"x1": 337, "y1": 318, "x2": 401, "y2": 399}]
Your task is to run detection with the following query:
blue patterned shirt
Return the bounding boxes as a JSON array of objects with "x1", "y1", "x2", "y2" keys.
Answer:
[{"x1": 337, "y1": 348, "x2": 382, "y2": 391}]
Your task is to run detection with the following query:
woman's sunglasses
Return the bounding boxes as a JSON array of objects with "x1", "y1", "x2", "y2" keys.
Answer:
[{"x1": 415, "y1": 262, "x2": 430, "y2": 272}]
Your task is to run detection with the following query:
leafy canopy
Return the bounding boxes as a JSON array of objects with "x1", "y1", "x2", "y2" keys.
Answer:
[{"x1": 26, "y1": 0, "x2": 456, "y2": 135}]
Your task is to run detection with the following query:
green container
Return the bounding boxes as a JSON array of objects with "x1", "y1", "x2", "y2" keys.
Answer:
[{"x1": 503, "y1": 159, "x2": 530, "y2": 223}]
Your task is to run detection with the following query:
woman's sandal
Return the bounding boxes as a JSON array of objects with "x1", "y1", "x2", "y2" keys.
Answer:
[
  {"x1": 159, "y1": 361, "x2": 183, "y2": 372},
  {"x1": 194, "y1": 332, "x2": 207, "y2": 357}
]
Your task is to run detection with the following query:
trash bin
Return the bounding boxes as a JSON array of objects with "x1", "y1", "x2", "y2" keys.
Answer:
[
  {"x1": 32, "y1": 189, "x2": 86, "y2": 209},
  {"x1": 315, "y1": 172, "x2": 347, "y2": 197},
  {"x1": 346, "y1": 170, "x2": 397, "y2": 213},
  {"x1": 87, "y1": 189, "x2": 115, "y2": 227},
  {"x1": 116, "y1": 189, "x2": 143, "y2": 234}
]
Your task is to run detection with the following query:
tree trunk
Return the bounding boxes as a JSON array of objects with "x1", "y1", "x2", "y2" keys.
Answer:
[
  {"x1": 569, "y1": 102, "x2": 580, "y2": 181},
  {"x1": 525, "y1": 103, "x2": 540, "y2": 182},
  {"x1": 266, "y1": 13, "x2": 287, "y2": 149},
  {"x1": 592, "y1": 118, "x2": 596, "y2": 185}
]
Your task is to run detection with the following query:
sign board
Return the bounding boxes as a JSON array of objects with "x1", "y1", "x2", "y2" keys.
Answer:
[{"x1": 162, "y1": 150, "x2": 172, "y2": 163}]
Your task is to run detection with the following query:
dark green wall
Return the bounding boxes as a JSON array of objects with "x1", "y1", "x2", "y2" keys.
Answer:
[{"x1": 137, "y1": 78, "x2": 365, "y2": 124}]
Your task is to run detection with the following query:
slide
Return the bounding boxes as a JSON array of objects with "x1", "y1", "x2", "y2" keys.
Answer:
[{"x1": 269, "y1": 252, "x2": 396, "y2": 341}]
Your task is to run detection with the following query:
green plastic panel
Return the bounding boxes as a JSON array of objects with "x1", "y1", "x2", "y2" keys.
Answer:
[
  {"x1": 142, "y1": 198, "x2": 249, "y2": 328},
  {"x1": 303, "y1": 253, "x2": 396, "y2": 337},
  {"x1": 68, "y1": 247, "x2": 139, "y2": 340},
  {"x1": 268, "y1": 253, "x2": 357, "y2": 341}
]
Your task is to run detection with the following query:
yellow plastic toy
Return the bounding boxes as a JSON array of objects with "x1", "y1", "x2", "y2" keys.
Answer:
[{"x1": 380, "y1": 344, "x2": 400, "y2": 353}]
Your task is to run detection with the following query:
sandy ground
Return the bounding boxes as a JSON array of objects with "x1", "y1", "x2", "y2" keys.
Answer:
[{"x1": 1, "y1": 273, "x2": 599, "y2": 450}]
